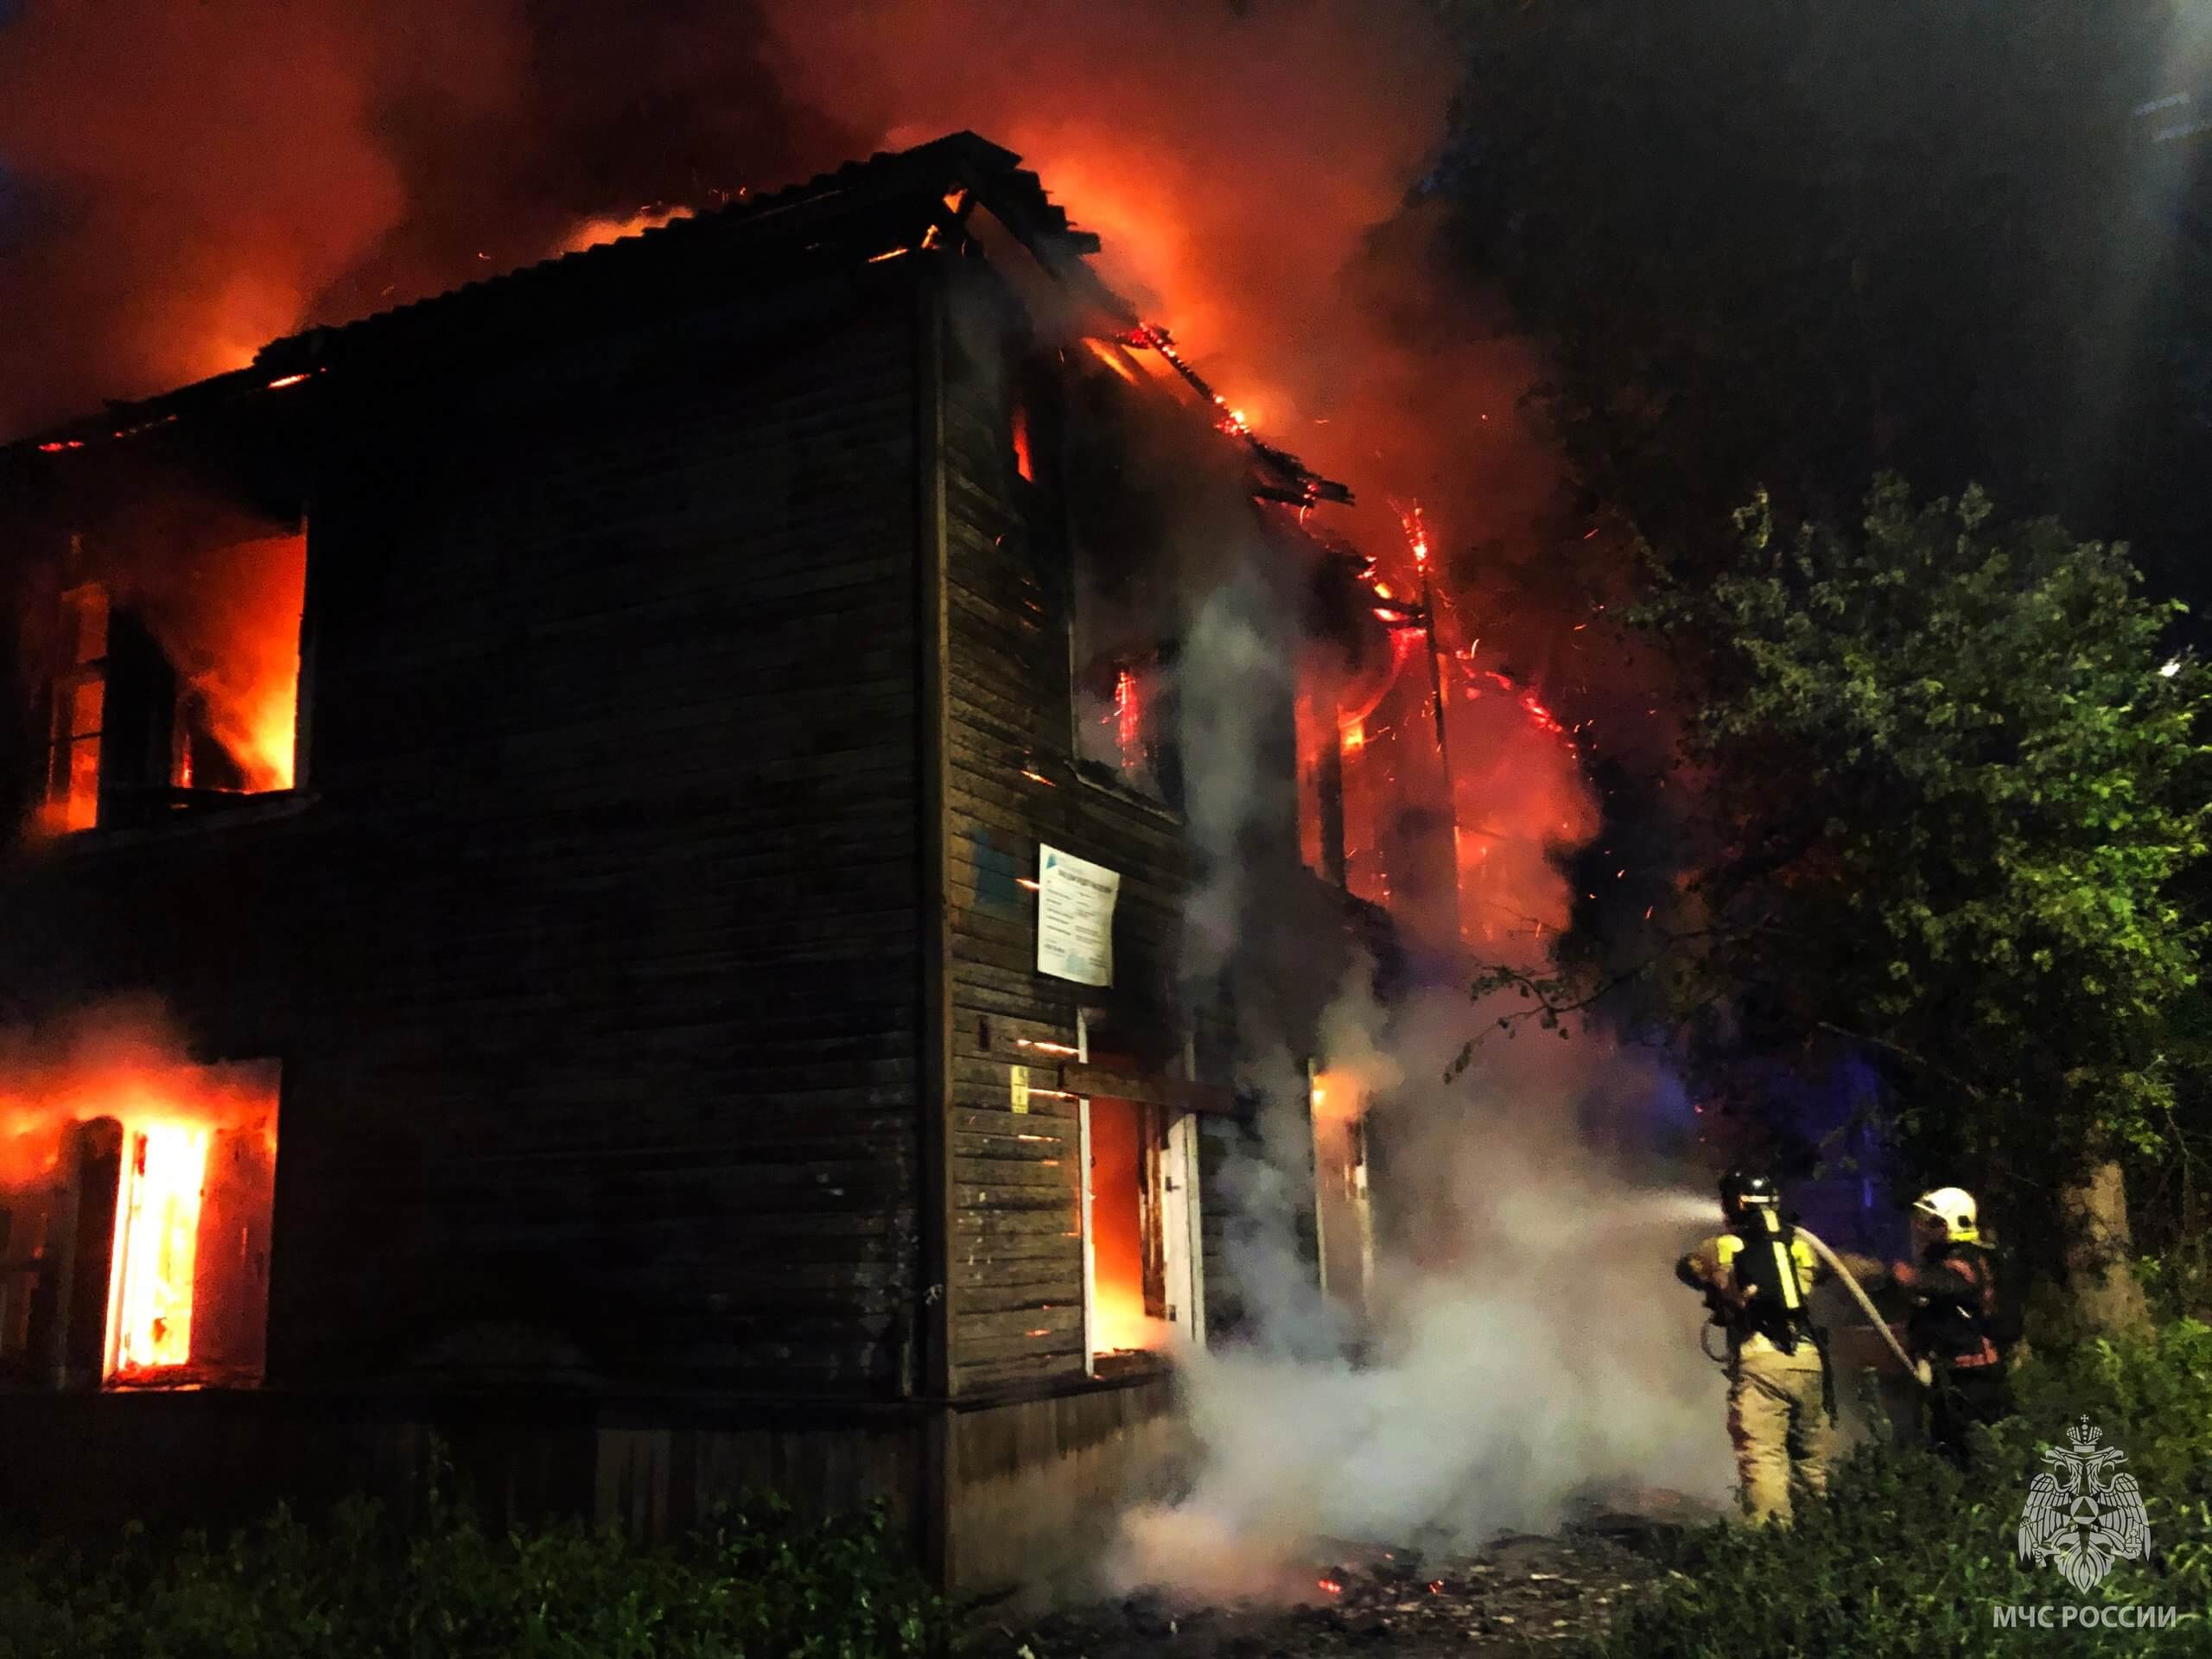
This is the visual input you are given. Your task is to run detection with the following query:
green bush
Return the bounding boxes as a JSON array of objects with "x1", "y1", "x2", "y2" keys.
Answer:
[
  {"x1": 1587, "y1": 1321, "x2": 2212, "y2": 1657},
  {"x1": 0, "y1": 1486, "x2": 938, "y2": 1659}
]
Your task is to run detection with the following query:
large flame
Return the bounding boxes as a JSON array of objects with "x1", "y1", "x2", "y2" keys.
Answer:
[
  {"x1": 105, "y1": 1122, "x2": 212, "y2": 1376},
  {"x1": 168, "y1": 530, "x2": 307, "y2": 793}
]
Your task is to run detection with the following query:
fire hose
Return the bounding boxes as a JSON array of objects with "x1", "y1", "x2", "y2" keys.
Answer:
[{"x1": 1796, "y1": 1226, "x2": 1933, "y2": 1389}]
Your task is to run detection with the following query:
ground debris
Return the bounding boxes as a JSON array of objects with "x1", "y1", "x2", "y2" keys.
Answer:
[{"x1": 970, "y1": 1524, "x2": 1674, "y2": 1658}]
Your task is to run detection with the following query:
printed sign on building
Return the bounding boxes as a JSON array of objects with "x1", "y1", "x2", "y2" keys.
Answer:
[{"x1": 1035, "y1": 843, "x2": 1120, "y2": 987}]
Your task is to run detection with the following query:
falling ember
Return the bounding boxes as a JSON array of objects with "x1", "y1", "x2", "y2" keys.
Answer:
[
  {"x1": 104, "y1": 1122, "x2": 211, "y2": 1378},
  {"x1": 264, "y1": 373, "x2": 312, "y2": 391}
]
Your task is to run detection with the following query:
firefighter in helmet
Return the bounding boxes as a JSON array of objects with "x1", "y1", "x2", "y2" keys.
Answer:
[
  {"x1": 1676, "y1": 1169, "x2": 1840, "y2": 1525},
  {"x1": 1841, "y1": 1185, "x2": 2016, "y2": 1466}
]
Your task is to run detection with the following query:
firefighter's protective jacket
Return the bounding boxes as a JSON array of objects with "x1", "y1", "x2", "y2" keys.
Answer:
[
  {"x1": 1844, "y1": 1239, "x2": 2010, "y2": 1369},
  {"x1": 1678, "y1": 1222, "x2": 1826, "y2": 1358}
]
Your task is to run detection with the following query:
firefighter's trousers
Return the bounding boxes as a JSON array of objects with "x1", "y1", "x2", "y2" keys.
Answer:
[{"x1": 1727, "y1": 1340, "x2": 1837, "y2": 1525}]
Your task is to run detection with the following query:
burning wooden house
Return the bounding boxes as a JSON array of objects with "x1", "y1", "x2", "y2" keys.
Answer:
[{"x1": 0, "y1": 131, "x2": 1400, "y2": 1600}]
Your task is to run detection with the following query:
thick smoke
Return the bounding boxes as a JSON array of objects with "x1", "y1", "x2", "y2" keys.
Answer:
[{"x1": 1116, "y1": 978, "x2": 1731, "y2": 1604}]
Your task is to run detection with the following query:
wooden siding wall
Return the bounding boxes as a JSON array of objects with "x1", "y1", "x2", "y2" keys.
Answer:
[
  {"x1": 0, "y1": 275, "x2": 924, "y2": 1396},
  {"x1": 934, "y1": 282, "x2": 1197, "y2": 1397},
  {"x1": 945, "y1": 1374, "x2": 1181, "y2": 1604},
  {"x1": 0, "y1": 1391, "x2": 923, "y2": 1552}
]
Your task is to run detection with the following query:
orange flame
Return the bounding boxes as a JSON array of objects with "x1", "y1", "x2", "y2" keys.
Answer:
[
  {"x1": 104, "y1": 1122, "x2": 210, "y2": 1376},
  {"x1": 171, "y1": 531, "x2": 306, "y2": 792},
  {"x1": 560, "y1": 205, "x2": 695, "y2": 254}
]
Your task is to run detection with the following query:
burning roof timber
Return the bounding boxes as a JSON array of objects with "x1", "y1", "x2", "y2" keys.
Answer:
[{"x1": 3, "y1": 131, "x2": 1346, "y2": 509}]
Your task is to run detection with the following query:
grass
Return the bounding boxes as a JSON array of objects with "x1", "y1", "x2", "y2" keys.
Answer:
[{"x1": 0, "y1": 1483, "x2": 939, "y2": 1659}]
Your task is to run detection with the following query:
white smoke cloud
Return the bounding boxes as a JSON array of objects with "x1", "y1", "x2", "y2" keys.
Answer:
[
  {"x1": 1175, "y1": 566, "x2": 1300, "y2": 988},
  {"x1": 1114, "y1": 975, "x2": 1735, "y2": 1604}
]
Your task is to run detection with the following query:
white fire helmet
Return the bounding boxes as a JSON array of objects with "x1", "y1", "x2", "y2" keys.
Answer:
[{"x1": 1910, "y1": 1185, "x2": 1978, "y2": 1240}]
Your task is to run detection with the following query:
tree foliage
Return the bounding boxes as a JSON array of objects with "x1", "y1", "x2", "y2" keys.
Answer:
[{"x1": 1624, "y1": 481, "x2": 2207, "y2": 1219}]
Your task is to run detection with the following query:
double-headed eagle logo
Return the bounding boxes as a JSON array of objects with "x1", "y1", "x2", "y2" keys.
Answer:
[{"x1": 2017, "y1": 1416, "x2": 2152, "y2": 1592}]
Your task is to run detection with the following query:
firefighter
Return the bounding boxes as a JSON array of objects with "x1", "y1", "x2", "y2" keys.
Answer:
[
  {"x1": 1844, "y1": 1186, "x2": 2015, "y2": 1467},
  {"x1": 1676, "y1": 1169, "x2": 1840, "y2": 1526}
]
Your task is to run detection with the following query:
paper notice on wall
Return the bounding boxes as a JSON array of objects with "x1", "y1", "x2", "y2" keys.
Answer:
[
  {"x1": 1009, "y1": 1064, "x2": 1031, "y2": 1114},
  {"x1": 1035, "y1": 843, "x2": 1119, "y2": 987}
]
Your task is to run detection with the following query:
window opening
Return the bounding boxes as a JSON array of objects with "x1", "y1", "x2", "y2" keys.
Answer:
[
  {"x1": 0, "y1": 1054, "x2": 278, "y2": 1390},
  {"x1": 1309, "y1": 1061, "x2": 1375, "y2": 1321},
  {"x1": 29, "y1": 523, "x2": 306, "y2": 834},
  {"x1": 39, "y1": 581, "x2": 109, "y2": 835}
]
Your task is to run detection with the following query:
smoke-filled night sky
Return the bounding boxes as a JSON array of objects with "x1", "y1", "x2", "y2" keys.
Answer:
[{"x1": 0, "y1": 2, "x2": 1553, "y2": 562}]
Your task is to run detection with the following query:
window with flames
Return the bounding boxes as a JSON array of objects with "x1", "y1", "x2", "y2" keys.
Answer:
[
  {"x1": 1074, "y1": 650, "x2": 1178, "y2": 803},
  {"x1": 29, "y1": 523, "x2": 307, "y2": 837},
  {"x1": 0, "y1": 1059, "x2": 280, "y2": 1391}
]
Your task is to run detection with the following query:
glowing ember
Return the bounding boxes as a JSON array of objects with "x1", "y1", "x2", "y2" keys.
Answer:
[
  {"x1": 264, "y1": 372, "x2": 312, "y2": 391},
  {"x1": 1111, "y1": 667, "x2": 1143, "y2": 771},
  {"x1": 104, "y1": 1122, "x2": 210, "y2": 1377},
  {"x1": 1318, "y1": 1578, "x2": 1344, "y2": 1596}
]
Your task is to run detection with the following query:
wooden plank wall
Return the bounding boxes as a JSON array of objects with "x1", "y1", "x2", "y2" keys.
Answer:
[
  {"x1": 934, "y1": 280, "x2": 1198, "y2": 1397},
  {"x1": 0, "y1": 271, "x2": 925, "y2": 1397},
  {"x1": 945, "y1": 1373, "x2": 1182, "y2": 1604},
  {"x1": 0, "y1": 1389, "x2": 923, "y2": 1551}
]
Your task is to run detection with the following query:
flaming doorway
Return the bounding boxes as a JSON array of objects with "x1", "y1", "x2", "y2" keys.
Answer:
[{"x1": 1075, "y1": 1014, "x2": 1205, "y2": 1369}]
